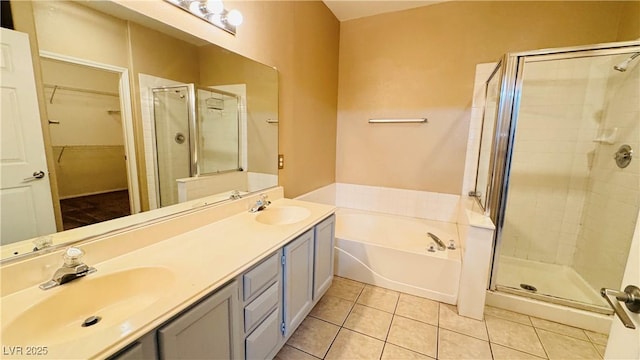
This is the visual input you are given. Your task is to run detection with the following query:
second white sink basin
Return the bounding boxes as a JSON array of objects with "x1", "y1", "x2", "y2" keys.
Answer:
[
  {"x1": 255, "y1": 206, "x2": 311, "y2": 225},
  {"x1": 1, "y1": 266, "x2": 175, "y2": 346}
]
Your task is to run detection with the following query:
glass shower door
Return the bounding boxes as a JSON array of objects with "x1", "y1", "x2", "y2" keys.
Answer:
[
  {"x1": 152, "y1": 86, "x2": 195, "y2": 207},
  {"x1": 196, "y1": 88, "x2": 240, "y2": 174},
  {"x1": 493, "y1": 49, "x2": 640, "y2": 312}
]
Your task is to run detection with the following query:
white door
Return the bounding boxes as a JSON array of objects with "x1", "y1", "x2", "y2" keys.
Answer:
[
  {"x1": 604, "y1": 210, "x2": 640, "y2": 359},
  {"x1": 0, "y1": 28, "x2": 56, "y2": 245}
]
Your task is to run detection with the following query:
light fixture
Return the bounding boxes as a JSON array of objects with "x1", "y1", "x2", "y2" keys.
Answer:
[{"x1": 164, "y1": 0, "x2": 243, "y2": 35}]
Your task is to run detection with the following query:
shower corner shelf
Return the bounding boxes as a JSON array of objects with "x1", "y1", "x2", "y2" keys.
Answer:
[{"x1": 592, "y1": 128, "x2": 618, "y2": 144}]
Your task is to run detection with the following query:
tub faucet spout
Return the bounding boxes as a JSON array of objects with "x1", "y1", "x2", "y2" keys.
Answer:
[{"x1": 427, "y1": 232, "x2": 446, "y2": 251}]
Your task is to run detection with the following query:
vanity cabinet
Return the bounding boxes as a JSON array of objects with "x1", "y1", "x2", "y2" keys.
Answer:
[
  {"x1": 157, "y1": 280, "x2": 241, "y2": 360},
  {"x1": 108, "y1": 213, "x2": 335, "y2": 360},
  {"x1": 282, "y1": 229, "x2": 315, "y2": 337},
  {"x1": 313, "y1": 215, "x2": 335, "y2": 299},
  {"x1": 281, "y1": 214, "x2": 335, "y2": 338},
  {"x1": 239, "y1": 251, "x2": 283, "y2": 360}
]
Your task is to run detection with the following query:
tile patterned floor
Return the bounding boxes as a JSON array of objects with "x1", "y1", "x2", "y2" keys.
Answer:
[{"x1": 276, "y1": 277, "x2": 608, "y2": 360}]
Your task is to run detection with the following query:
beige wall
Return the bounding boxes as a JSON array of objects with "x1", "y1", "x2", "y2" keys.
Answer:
[
  {"x1": 113, "y1": 0, "x2": 340, "y2": 199},
  {"x1": 31, "y1": 1, "x2": 128, "y2": 68},
  {"x1": 337, "y1": 1, "x2": 636, "y2": 195},
  {"x1": 617, "y1": 1, "x2": 640, "y2": 41}
]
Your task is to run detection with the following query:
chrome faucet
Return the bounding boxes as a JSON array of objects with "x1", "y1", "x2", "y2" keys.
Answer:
[
  {"x1": 249, "y1": 194, "x2": 271, "y2": 213},
  {"x1": 39, "y1": 247, "x2": 97, "y2": 290},
  {"x1": 427, "y1": 232, "x2": 447, "y2": 251}
]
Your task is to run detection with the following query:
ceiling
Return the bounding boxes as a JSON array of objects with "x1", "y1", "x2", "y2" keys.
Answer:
[{"x1": 323, "y1": 0, "x2": 447, "y2": 21}]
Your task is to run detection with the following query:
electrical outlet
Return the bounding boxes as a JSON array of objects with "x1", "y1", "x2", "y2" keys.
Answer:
[{"x1": 278, "y1": 154, "x2": 284, "y2": 169}]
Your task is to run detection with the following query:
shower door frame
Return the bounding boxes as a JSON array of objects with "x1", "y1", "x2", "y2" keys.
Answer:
[
  {"x1": 486, "y1": 41, "x2": 640, "y2": 310},
  {"x1": 150, "y1": 84, "x2": 197, "y2": 207}
]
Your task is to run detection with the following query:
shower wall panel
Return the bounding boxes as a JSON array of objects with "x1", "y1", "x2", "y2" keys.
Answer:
[{"x1": 573, "y1": 54, "x2": 640, "y2": 290}]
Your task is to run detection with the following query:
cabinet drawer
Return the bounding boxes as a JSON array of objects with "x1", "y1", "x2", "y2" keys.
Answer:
[
  {"x1": 245, "y1": 309, "x2": 281, "y2": 360},
  {"x1": 243, "y1": 253, "x2": 279, "y2": 301},
  {"x1": 244, "y1": 282, "x2": 279, "y2": 332}
]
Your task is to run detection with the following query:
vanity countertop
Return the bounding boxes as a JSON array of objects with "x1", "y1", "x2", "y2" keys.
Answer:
[{"x1": 0, "y1": 198, "x2": 335, "y2": 359}]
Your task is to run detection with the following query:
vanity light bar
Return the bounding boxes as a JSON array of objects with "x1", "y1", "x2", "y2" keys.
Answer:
[
  {"x1": 164, "y1": 0, "x2": 243, "y2": 36},
  {"x1": 368, "y1": 118, "x2": 428, "y2": 123}
]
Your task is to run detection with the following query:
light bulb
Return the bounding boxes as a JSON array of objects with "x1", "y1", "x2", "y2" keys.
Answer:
[
  {"x1": 188, "y1": 0, "x2": 203, "y2": 14},
  {"x1": 204, "y1": 0, "x2": 223, "y2": 14},
  {"x1": 226, "y1": 9, "x2": 243, "y2": 26}
]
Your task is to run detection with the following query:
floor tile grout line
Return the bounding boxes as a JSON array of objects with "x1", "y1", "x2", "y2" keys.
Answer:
[
  {"x1": 531, "y1": 326, "x2": 551, "y2": 359},
  {"x1": 484, "y1": 313, "x2": 492, "y2": 360},
  {"x1": 484, "y1": 316, "x2": 549, "y2": 359},
  {"x1": 320, "y1": 282, "x2": 365, "y2": 359},
  {"x1": 285, "y1": 344, "x2": 323, "y2": 360},
  {"x1": 588, "y1": 340, "x2": 605, "y2": 360},
  {"x1": 532, "y1": 325, "x2": 594, "y2": 343},
  {"x1": 485, "y1": 313, "x2": 535, "y2": 327}
]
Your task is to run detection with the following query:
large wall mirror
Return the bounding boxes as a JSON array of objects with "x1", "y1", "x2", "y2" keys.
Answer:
[{"x1": 1, "y1": 0, "x2": 278, "y2": 260}]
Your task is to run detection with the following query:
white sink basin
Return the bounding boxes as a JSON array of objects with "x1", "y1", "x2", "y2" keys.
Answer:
[
  {"x1": 255, "y1": 206, "x2": 311, "y2": 225},
  {"x1": 2, "y1": 266, "x2": 175, "y2": 345}
]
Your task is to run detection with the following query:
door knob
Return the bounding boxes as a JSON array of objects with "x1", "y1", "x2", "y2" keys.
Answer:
[
  {"x1": 23, "y1": 171, "x2": 45, "y2": 181},
  {"x1": 600, "y1": 285, "x2": 640, "y2": 329}
]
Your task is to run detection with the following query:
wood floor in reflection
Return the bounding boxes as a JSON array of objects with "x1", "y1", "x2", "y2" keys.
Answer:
[{"x1": 60, "y1": 190, "x2": 130, "y2": 230}]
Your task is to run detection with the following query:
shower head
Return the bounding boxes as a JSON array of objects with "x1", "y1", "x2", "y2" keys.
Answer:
[{"x1": 614, "y1": 52, "x2": 640, "y2": 72}]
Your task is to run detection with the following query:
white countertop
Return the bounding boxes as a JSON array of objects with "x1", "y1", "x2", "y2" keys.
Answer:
[{"x1": 0, "y1": 198, "x2": 335, "y2": 359}]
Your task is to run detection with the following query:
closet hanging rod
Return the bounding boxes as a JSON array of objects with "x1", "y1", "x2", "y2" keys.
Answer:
[
  {"x1": 368, "y1": 118, "x2": 427, "y2": 124},
  {"x1": 45, "y1": 84, "x2": 119, "y2": 104}
]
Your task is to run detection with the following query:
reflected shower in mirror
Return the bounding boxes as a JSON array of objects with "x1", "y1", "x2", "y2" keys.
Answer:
[
  {"x1": 1, "y1": 0, "x2": 278, "y2": 260},
  {"x1": 197, "y1": 88, "x2": 241, "y2": 175}
]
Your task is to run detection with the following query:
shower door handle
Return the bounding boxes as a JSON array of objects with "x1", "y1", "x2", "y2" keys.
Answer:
[{"x1": 600, "y1": 285, "x2": 640, "y2": 329}]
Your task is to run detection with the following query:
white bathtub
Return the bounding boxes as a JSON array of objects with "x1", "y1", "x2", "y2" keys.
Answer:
[{"x1": 335, "y1": 208, "x2": 461, "y2": 304}]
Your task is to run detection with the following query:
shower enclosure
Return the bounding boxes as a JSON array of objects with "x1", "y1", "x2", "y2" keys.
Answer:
[
  {"x1": 475, "y1": 41, "x2": 640, "y2": 313},
  {"x1": 152, "y1": 85, "x2": 240, "y2": 207}
]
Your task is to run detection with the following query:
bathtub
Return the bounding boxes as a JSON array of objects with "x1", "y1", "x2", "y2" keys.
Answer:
[{"x1": 335, "y1": 208, "x2": 461, "y2": 304}]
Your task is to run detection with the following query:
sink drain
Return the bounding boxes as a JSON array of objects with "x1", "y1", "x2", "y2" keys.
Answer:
[
  {"x1": 520, "y1": 283, "x2": 537, "y2": 292},
  {"x1": 82, "y1": 315, "x2": 101, "y2": 327}
]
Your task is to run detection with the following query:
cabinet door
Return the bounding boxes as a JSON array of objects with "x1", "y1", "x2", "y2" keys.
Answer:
[
  {"x1": 313, "y1": 215, "x2": 335, "y2": 299},
  {"x1": 158, "y1": 281, "x2": 241, "y2": 360},
  {"x1": 108, "y1": 332, "x2": 156, "y2": 360},
  {"x1": 283, "y1": 229, "x2": 314, "y2": 337}
]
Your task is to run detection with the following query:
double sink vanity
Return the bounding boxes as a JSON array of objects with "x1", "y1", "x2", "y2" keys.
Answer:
[{"x1": 0, "y1": 188, "x2": 335, "y2": 359}]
